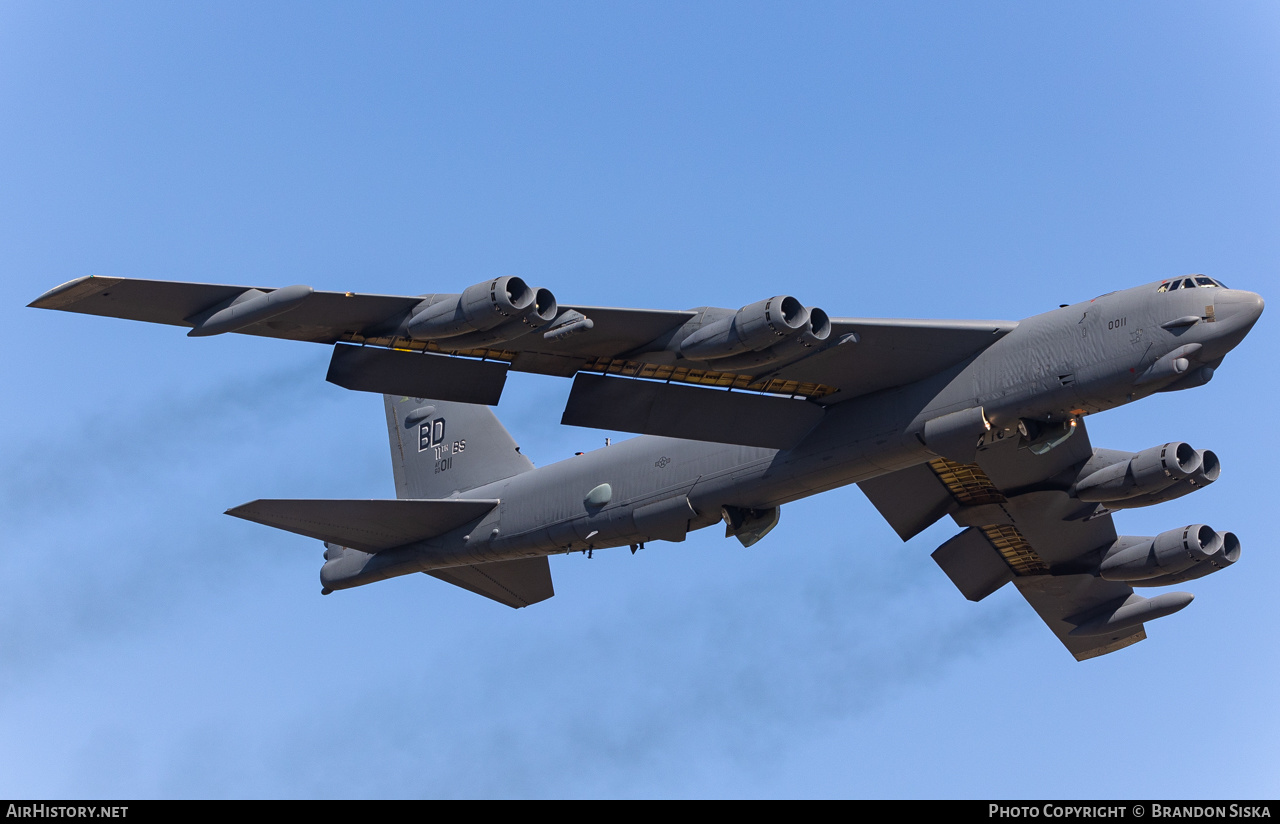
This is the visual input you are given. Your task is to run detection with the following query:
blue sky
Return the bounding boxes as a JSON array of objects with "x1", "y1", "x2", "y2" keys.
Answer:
[{"x1": 2, "y1": 2, "x2": 1278, "y2": 798}]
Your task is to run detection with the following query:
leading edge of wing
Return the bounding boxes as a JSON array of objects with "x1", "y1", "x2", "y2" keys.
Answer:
[
  {"x1": 28, "y1": 277, "x2": 700, "y2": 354},
  {"x1": 774, "y1": 317, "x2": 1017, "y2": 401},
  {"x1": 831, "y1": 316, "x2": 1018, "y2": 333},
  {"x1": 29, "y1": 276, "x2": 424, "y2": 344},
  {"x1": 30, "y1": 276, "x2": 1017, "y2": 404}
]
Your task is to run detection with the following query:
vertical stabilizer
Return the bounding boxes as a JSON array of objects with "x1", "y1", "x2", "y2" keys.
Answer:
[{"x1": 383, "y1": 395, "x2": 534, "y2": 499}]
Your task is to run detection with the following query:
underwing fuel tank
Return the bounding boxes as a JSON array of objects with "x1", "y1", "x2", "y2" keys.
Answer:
[
  {"x1": 187, "y1": 284, "x2": 314, "y2": 337},
  {"x1": 1068, "y1": 592, "x2": 1194, "y2": 637}
]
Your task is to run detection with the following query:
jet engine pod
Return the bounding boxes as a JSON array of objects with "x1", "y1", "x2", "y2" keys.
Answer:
[
  {"x1": 1106, "y1": 448, "x2": 1221, "y2": 509},
  {"x1": 1074, "y1": 442, "x2": 1202, "y2": 503},
  {"x1": 795, "y1": 306, "x2": 831, "y2": 348},
  {"x1": 1197, "y1": 448, "x2": 1221, "y2": 483},
  {"x1": 1136, "y1": 531, "x2": 1240, "y2": 587},
  {"x1": 1099, "y1": 524, "x2": 1240, "y2": 584},
  {"x1": 1129, "y1": 441, "x2": 1201, "y2": 484},
  {"x1": 404, "y1": 277, "x2": 558, "y2": 347},
  {"x1": 679, "y1": 296, "x2": 815, "y2": 361},
  {"x1": 705, "y1": 306, "x2": 836, "y2": 371}
]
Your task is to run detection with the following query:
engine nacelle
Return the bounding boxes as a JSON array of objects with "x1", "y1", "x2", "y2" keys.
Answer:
[
  {"x1": 707, "y1": 307, "x2": 833, "y2": 371},
  {"x1": 1108, "y1": 449, "x2": 1219, "y2": 509},
  {"x1": 1099, "y1": 524, "x2": 1240, "y2": 585},
  {"x1": 1133, "y1": 532, "x2": 1239, "y2": 587},
  {"x1": 404, "y1": 277, "x2": 558, "y2": 347},
  {"x1": 1074, "y1": 442, "x2": 1202, "y2": 503},
  {"x1": 679, "y1": 296, "x2": 830, "y2": 363}
]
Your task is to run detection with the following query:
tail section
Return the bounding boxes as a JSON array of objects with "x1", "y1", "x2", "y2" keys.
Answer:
[
  {"x1": 383, "y1": 394, "x2": 534, "y2": 498},
  {"x1": 228, "y1": 395, "x2": 551, "y2": 605},
  {"x1": 227, "y1": 498, "x2": 499, "y2": 553}
]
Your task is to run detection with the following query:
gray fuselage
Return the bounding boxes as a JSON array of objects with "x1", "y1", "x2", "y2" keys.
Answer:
[{"x1": 327, "y1": 280, "x2": 1263, "y2": 589}]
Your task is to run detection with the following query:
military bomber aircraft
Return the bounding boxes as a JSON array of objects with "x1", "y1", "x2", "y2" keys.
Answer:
[{"x1": 29, "y1": 273, "x2": 1264, "y2": 660}]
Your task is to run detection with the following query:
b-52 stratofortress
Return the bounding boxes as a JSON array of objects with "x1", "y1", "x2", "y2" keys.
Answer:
[{"x1": 30, "y1": 273, "x2": 1263, "y2": 660}]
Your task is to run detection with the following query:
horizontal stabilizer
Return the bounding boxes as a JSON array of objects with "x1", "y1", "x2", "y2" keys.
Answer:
[
  {"x1": 561, "y1": 373, "x2": 824, "y2": 449},
  {"x1": 227, "y1": 498, "x2": 499, "y2": 553},
  {"x1": 328, "y1": 344, "x2": 509, "y2": 405},
  {"x1": 427, "y1": 557, "x2": 554, "y2": 608}
]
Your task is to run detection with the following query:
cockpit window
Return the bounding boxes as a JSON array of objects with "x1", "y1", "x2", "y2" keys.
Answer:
[{"x1": 1157, "y1": 275, "x2": 1226, "y2": 293}]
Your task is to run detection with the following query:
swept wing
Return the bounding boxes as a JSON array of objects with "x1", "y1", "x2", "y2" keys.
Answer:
[
  {"x1": 859, "y1": 421, "x2": 1193, "y2": 660},
  {"x1": 31, "y1": 275, "x2": 1015, "y2": 447}
]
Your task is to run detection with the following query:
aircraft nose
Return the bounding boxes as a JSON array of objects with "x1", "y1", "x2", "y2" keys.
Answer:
[{"x1": 1214, "y1": 289, "x2": 1265, "y2": 328}]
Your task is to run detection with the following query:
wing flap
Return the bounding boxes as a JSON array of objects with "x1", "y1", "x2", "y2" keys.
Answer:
[
  {"x1": 858, "y1": 461, "x2": 956, "y2": 541},
  {"x1": 226, "y1": 498, "x2": 499, "y2": 553},
  {"x1": 328, "y1": 343, "x2": 509, "y2": 404},
  {"x1": 561, "y1": 373, "x2": 825, "y2": 448},
  {"x1": 931, "y1": 527, "x2": 1014, "y2": 602}
]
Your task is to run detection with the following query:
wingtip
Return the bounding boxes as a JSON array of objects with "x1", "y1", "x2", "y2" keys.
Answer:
[
  {"x1": 28, "y1": 275, "x2": 98, "y2": 309},
  {"x1": 224, "y1": 501, "x2": 259, "y2": 519}
]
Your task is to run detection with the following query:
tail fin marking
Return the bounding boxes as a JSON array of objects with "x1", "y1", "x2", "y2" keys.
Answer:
[{"x1": 384, "y1": 395, "x2": 534, "y2": 499}]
